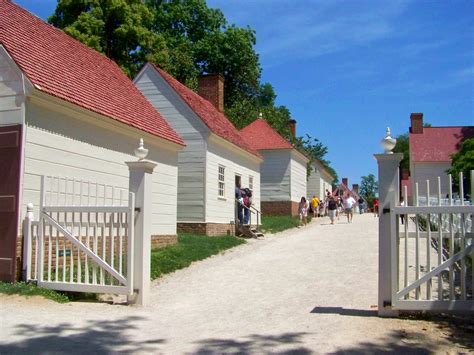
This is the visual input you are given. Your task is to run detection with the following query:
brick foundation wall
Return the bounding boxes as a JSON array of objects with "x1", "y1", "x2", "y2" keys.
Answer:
[
  {"x1": 151, "y1": 235, "x2": 177, "y2": 249},
  {"x1": 261, "y1": 201, "x2": 299, "y2": 216},
  {"x1": 177, "y1": 222, "x2": 234, "y2": 237}
]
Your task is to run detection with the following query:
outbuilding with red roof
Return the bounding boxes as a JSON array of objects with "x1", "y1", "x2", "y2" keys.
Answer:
[
  {"x1": 134, "y1": 63, "x2": 262, "y2": 236},
  {"x1": 408, "y1": 112, "x2": 474, "y2": 199},
  {"x1": 240, "y1": 117, "x2": 309, "y2": 216},
  {"x1": 0, "y1": 0, "x2": 185, "y2": 280}
]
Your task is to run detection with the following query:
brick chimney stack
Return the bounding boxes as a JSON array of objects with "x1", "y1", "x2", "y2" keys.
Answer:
[
  {"x1": 410, "y1": 113, "x2": 424, "y2": 134},
  {"x1": 287, "y1": 119, "x2": 297, "y2": 137},
  {"x1": 198, "y1": 74, "x2": 224, "y2": 112},
  {"x1": 342, "y1": 178, "x2": 348, "y2": 187},
  {"x1": 352, "y1": 184, "x2": 359, "y2": 194}
]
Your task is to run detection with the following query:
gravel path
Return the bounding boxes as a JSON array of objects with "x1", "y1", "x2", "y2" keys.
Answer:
[{"x1": 0, "y1": 214, "x2": 472, "y2": 354}]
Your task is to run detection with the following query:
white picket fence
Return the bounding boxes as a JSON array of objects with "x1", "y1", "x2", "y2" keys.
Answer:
[
  {"x1": 391, "y1": 172, "x2": 473, "y2": 311},
  {"x1": 23, "y1": 176, "x2": 135, "y2": 295}
]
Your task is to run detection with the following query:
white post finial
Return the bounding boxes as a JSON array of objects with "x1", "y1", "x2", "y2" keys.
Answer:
[
  {"x1": 134, "y1": 138, "x2": 148, "y2": 160},
  {"x1": 380, "y1": 126, "x2": 397, "y2": 154},
  {"x1": 259, "y1": 112, "x2": 263, "y2": 118}
]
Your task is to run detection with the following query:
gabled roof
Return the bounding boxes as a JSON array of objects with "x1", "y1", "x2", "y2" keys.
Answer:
[
  {"x1": 410, "y1": 126, "x2": 474, "y2": 162},
  {"x1": 148, "y1": 64, "x2": 261, "y2": 158},
  {"x1": 0, "y1": 1, "x2": 184, "y2": 146},
  {"x1": 240, "y1": 118, "x2": 293, "y2": 150}
]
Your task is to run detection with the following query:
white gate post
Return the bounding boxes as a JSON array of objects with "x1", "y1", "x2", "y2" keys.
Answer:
[
  {"x1": 22, "y1": 203, "x2": 34, "y2": 281},
  {"x1": 374, "y1": 128, "x2": 403, "y2": 317},
  {"x1": 126, "y1": 139, "x2": 157, "y2": 306}
]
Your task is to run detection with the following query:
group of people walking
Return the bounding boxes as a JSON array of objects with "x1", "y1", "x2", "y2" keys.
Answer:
[{"x1": 297, "y1": 191, "x2": 358, "y2": 227}]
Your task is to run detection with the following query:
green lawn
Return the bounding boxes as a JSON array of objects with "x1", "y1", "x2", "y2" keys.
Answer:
[
  {"x1": 0, "y1": 281, "x2": 70, "y2": 303},
  {"x1": 261, "y1": 215, "x2": 312, "y2": 233},
  {"x1": 150, "y1": 233, "x2": 246, "y2": 279}
]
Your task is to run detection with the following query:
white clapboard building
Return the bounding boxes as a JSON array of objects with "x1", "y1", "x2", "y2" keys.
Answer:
[
  {"x1": 134, "y1": 63, "x2": 262, "y2": 236},
  {"x1": 0, "y1": 1, "x2": 185, "y2": 281},
  {"x1": 240, "y1": 117, "x2": 309, "y2": 216}
]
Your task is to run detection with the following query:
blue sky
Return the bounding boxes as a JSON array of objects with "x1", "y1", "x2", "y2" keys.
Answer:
[{"x1": 16, "y1": 0, "x2": 474, "y2": 186}]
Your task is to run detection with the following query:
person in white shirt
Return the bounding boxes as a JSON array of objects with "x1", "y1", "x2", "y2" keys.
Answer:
[{"x1": 344, "y1": 194, "x2": 356, "y2": 223}]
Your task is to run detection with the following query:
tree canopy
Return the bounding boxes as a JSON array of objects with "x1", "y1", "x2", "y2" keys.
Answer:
[
  {"x1": 447, "y1": 138, "x2": 474, "y2": 197},
  {"x1": 360, "y1": 174, "x2": 378, "y2": 208}
]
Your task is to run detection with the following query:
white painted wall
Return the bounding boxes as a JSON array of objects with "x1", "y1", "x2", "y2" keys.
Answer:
[
  {"x1": 0, "y1": 46, "x2": 25, "y2": 126},
  {"x1": 307, "y1": 162, "x2": 333, "y2": 200},
  {"x1": 206, "y1": 136, "x2": 261, "y2": 223},
  {"x1": 22, "y1": 100, "x2": 179, "y2": 236},
  {"x1": 290, "y1": 151, "x2": 308, "y2": 202},
  {"x1": 412, "y1": 161, "x2": 452, "y2": 198},
  {"x1": 259, "y1": 149, "x2": 291, "y2": 201},
  {"x1": 134, "y1": 65, "x2": 208, "y2": 222}
]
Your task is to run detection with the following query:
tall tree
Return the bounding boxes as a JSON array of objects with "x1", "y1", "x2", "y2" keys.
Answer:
[
  {"x1": 49, "y1": 0, "x2": 169, "y2": 77},
  {"x1": 360, "y1": 174, "x2": 378, "y2": 208},
  {"x1": 447, "y1": 138, "x2": 474, "y2": 197}
]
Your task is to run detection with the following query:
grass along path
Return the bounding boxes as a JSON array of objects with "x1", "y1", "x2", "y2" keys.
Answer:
[
  {"x1": 150, "y1": 233, "x2": 246, "y2": 279},
  {"x1": 261, "y1": 215, "x2": 312, "y2": 233},
  {"x1": 0, "y1": 281, "x2": 69, "y2": 303}
]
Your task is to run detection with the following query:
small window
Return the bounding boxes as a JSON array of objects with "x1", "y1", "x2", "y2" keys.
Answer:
[
  {"x1": 218, "y1": 165, "x2": 225, "y2": 198},
  {"x1": 249, "y1": 176, "x2": 254, "y2": 191}
]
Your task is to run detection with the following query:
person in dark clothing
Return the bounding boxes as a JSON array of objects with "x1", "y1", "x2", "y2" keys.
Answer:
[{"x1": 235, "y1": 181, "x2": 243, "y2": 224}]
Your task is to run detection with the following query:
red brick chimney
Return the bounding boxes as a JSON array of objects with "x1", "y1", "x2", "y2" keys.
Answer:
[
  {"x1": 352, "y1": 184, "x2": 359, "y2": 194},
  {"x1": 410, "y1": 113, "x2": 423, "y2": 134},
  {"x1": 342, "y1": 178, "x2": 348, "y2": 187},
  {"x1": 287, "y1": 119, "x2": 297, "y2": 137},
  {"x1": 198, "y1": 74, "x2": 224, "y2": 112}
]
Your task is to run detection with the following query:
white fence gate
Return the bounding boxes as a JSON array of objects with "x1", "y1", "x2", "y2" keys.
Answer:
[
  {"x1": 391, "y1": 172, "x2": 473, "y2": 312},
  {"x1": 23, "y1": 176, "x2": 135, "y2": 295}
]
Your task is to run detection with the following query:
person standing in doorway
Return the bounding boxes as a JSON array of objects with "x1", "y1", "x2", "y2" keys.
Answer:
[
  {"x1": 344, "y1": 193, "x2": 356, "y2": 223},
  {"x1": 235, "y1": 181, "x2": 243, "y2": 224}
]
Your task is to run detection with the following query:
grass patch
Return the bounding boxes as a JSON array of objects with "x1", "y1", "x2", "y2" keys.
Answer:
[
  {"x1": 261, "y1": 215, "x2": 307, "y2": 233},
  {"x1": 0, "y1": 281, "x2": 70, "y2": 303},
  {"x1": 150, "y1": 233, "x2": 246, "y2": 279}
]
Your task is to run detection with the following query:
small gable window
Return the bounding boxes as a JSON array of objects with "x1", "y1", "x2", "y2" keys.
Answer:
[{"x1": 218, "y1": 165, "x2": 225, "y2": 198}]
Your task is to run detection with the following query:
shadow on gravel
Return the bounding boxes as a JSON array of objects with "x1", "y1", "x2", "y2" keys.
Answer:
[
  {"x1": 330, "y1": 314, "x2": 474, "y2": 354},
  {"x1": 311, "y1": 306, "x2": 377, "y2": 317},
  {"x1": 0, "y1": 316, "x2": 165, "y2": 354},
  {"x1": 193, "y1": 332, "x2": 312, "y2": 354}
]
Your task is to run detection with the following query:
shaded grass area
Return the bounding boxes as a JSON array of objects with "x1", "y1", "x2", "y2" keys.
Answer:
[
  {"x1": 261, "y1": 215, "x2": 310, "y2": 233},
  {"x1": 150, "y1": 233, "x2": 246, "y2": 279},
  {"x1": 0, "y1": 281, "x2": 70, "y2": 303}
]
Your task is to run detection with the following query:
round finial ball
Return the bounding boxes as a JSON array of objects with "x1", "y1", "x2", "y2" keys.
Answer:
[
  {"x1": 134, "y1": 138, "x2": 148, "y2": 160},
  {"x1": 380, "y1": 126, "x2": 397, "y2": 154}
]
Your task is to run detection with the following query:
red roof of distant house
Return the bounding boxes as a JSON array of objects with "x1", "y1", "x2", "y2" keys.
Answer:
[
  {"x1": 410, "y1": 126, "x2": 474, "y2": 162},
  {"x1": 240, "y1": 118, "x2": 293, "y2": 150},
  {"x1": 150, "y1": 64, "x2": 260, "y2": 158},
  {"x1": 0, "y1": 1, "x2": 184, "y2": 146}
]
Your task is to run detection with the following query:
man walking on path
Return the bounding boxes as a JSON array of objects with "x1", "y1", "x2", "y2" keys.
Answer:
[{"x1": 344, "y1": 193, "x2": 356, "y2": 223}]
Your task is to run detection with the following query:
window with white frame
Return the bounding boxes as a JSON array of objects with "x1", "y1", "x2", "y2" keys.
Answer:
[
  {"x1": 218, "y1": 165, "x2": 225, "y2": 197},
  {"x1": 249, "y1": 176, "x2": 254, "y2": 191}
]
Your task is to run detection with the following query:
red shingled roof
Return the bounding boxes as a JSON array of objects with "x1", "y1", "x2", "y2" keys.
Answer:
[
  {"x1": 0, "y1": 1, "x2": 184, "y2": 146},
  {"x1": 150, "y1": 64, "x2": 260, "y2": 158},
  {"x1": 240, "y1": 118, "x2": 293, "y2": 150},
  {"x1": 410, "y1": 126, "x2": 474, "y2": 162}
]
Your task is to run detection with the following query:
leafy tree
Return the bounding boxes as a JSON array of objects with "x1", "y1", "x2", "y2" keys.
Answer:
[
  {"x1": 360, "y1": 174, "x2": 378, "y2": 208},
  {"x1": 393, "y1": 133, "x2": 409, "y2": 172},
  {"x1": 49, "y1": 0, "x2": 169, "y2": 77},
  {"x1": 447, "y1": 138, "x2": 474, "y2": 197}
]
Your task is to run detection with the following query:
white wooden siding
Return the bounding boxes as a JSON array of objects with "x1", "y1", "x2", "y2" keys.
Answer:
[
  {"x1": 0, "y1": 46, "x2": 24, "y2": 126},
  {"x1": 259, "y1": 150, "x2": 291, "y2": 201},
  {"x1": 22, "y1": 101, "x2": 179, "y2": 235},
  {"x1": 290, "y1": 151, "x2": 308, "y2": 202},
  {"x1": 412, "y1": 162, "x2": 452, "y2": 198},
  {"x1": 307, "y1": 163, "x2": 333, "y2": 200},
  {"x1": 205, "y1": 138, "x2": 260, "y2": 223},
  {"x1": 134, "y1": 65, "x2": 208, "y2": 222}
]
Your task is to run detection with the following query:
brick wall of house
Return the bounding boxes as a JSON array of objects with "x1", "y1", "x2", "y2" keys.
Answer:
[
  {"x1": 261, "y1": 201, "x2": 299, "y2": 216},
  {"x1": 178, "y1": 222, "x2": 234, "y2": 237}
]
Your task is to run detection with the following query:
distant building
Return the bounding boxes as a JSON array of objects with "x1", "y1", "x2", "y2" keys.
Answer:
[
  {"x1": 408, "y1": 113, "x2": 474, "y2": 198},
  {"x1": 307, "y1": 159, "x2": 335, "y2": 201},
  {"x1": 241, "y1": 117, "x2": 309, "y2": 216}
]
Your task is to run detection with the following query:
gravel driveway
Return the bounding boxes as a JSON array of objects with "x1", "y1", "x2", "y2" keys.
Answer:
[{"x1": 0, "y1": 214, "x2": 472, "y2": 354}]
